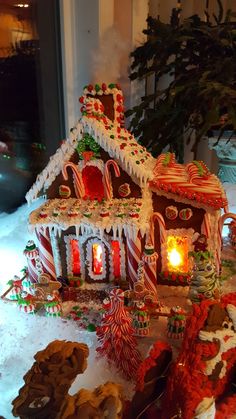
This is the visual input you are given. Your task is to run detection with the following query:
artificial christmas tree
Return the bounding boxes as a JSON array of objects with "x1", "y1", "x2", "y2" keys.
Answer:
[{"x1": 96, "y1": 288, "x2": 141, "y2": 380}]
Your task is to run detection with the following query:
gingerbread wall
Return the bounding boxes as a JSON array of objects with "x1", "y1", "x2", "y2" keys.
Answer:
[
  {"x1": 46, "y1": 148, "x2": 141, "y2": 200},
  {"x1": 152, "y1": 193, "x2": 206, "y2": 283}
]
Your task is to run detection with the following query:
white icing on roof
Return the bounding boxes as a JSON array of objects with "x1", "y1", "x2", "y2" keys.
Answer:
[
  {"x1": 25, "y1": 124, "x2": 83, "y2": 204},
  {"x1": 29, "y1": 197, "x2": 153, "y2": 240},
  {"x1": 25, "y1": 115, "x2": 156, "y2": 204},
  {"x1": 81, "y1": 116, "x2": 156, "y2": 186}
]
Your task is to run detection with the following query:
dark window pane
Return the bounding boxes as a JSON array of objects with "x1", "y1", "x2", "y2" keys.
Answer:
[{"x1": 0, "y1": 0, "x2": 65, "y2": 212}]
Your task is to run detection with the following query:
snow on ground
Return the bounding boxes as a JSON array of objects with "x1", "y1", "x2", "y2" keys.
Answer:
[{"x1": 0, "y1": 184, "x2": 235, "y2": 418}]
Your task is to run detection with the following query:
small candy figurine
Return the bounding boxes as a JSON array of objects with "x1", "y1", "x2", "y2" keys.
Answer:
[
  {"x1": 44, "y1": 292, "x2": 62, "y2": 317},
  {"x1": 18, "y1": 291, "x2": 36, "y2": 314},
  {"x1": 133, "y1": 301, "x2": 150, "y2": 337},
  {"x1": 167, "y1": 306, "x2": 186, "y2": 339},
  {"x1": 193, "y1": 234, "x2": 208, "y2": 253}
]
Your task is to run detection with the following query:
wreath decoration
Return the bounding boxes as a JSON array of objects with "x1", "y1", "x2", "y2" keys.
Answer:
[{"x1": 76, "y1": 133, "x2": 101, "y2": 161}]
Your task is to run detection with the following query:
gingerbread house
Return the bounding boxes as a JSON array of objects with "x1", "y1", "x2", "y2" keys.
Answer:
[{"x1": 25, "y1": 83, "x2": 234, "y2": 302}]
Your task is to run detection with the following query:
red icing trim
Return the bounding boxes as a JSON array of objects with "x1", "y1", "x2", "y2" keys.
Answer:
[{"x1": 80, "y1": 83, "x2": 125, "y2": 126}]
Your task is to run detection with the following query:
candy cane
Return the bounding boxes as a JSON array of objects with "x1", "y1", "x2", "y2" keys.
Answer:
[
  {"x1": 23, "y1": 241, "x2": 43, "y2": 283},
  {"x1": 36, "y1": 227, "x2": 57, "y2": 280},
  {"x1": 62, "y1": 162, "x2": 85, "y2": 198},
  {"x1": 127, "y1": 232, "x2": 142, "y2": 285},
  {"x1": 84, "y1": 98, "x2": 104, "y2": 115},
  {"x1": 142, "y1": 252, "x2": 158, "y2": 301},
  {"x1": 201, "y1": 213, "x2": 211, "y2": 239},
  {"x1": 216, "y1": 212, "x2": 236, "y2": 273},
  {"x1": 186, "y1": 161, "x2": 210, "y2": 184},
  {"x1": 152, "y1": 212, "x2": 166, "y2": 245},
  {"x1": 104, "y1": 160, "x2": 120, "y2": 200}
]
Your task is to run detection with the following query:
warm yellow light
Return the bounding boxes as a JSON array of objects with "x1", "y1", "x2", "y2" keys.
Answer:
[
  {"x1": 14, "y1": 3, "x2": 29, "y2": 7},
  {"x1": 169, "y1": 248, "x2": 182, "y2": 267},
  {"x1": 92, "y1": 243, "x2": 103, "y2": 274},
  {"x1": 166, "y1": 235, "x2": 189, "y2": 273}
]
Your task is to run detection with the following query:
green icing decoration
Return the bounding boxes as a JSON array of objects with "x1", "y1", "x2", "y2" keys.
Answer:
[
  {"x1": 44, "y1": 301, "x2": 59, "y2": 308},
  {"x1": 162, "y1": 152, "x2": 172, "y2": 167},
  {"x1": 95, "y1": 84, "x2": 101, "y2": 92},
  {"x1": 192, "y1": 160, "x2": 207, "y2": 176},
  {"x1": 17, "y1": 298, "x2": 31, "y2": 306},
  {"x1": 188, "y1": 250, "x2": 212, "y2": 262},
  {"x1": 108, "y1": 83, "x2": 116, "y2": 89},
  {"x1": 134, "y1": 310, "x2": 147, "y2": 316},
  {"x1": 76, "y1": 133, "x2": 100, "y2": 160}
]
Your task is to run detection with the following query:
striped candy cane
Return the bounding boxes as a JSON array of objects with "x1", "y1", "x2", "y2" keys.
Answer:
[
  {"x1": 36, "y1": 227, "x2": 57, "y2": 280},
  {"x1": 186, "y1": 161, "x2": 209, "y2": 184},
  {"x1": 201, "y1": 213, "x2": 211, "y2": 239},
  {"x1": 62, "y1": 162, "x2": 85, "y2": 198},
  {"x1": 142, "y1": 251, "x2": 158, "y2": 301},
  {"x1": 152, "y1": 212, "x2": 166, "y2": 245},
  {"x1": 84, "y1": 98, "x2": 104, "y2": 115},
  {"x1": 104, "y1": 160, "x2": 120, "y2": 200},
  {"x1": 23, "y1": 241, "x2": 43, "y2": 283},
  {"x1": 127, "y1": 232, "x2": 142, "y2": 285},
  {"x1": 216, "y1": 212, "x2": 236, "y2": 274}
]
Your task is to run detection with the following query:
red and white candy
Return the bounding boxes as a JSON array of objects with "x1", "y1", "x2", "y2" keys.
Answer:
[
  {"x1": 118, "y1": 183, "x2": 131, "y2": 197},
  {"x1": 179, "y1": 208, "x2": 193, "y2": 221},
  {"x1": 103, "y1": 160, "x2": 120, "y2": 200},
  {"x1": 19, "y1": 302, "x2": 36, "y2": 314},
  {"x1": 165, "y1": 206, "x2": 178, "y2": 220}
]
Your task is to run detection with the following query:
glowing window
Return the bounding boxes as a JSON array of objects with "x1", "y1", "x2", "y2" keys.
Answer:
[
  {"x1": 92, "y1": 243, "x2": 103, "y2": 275},
  {"x1": 111, "y1": 241, "x2": 121, "y2": 278},
  {"x1": 167, "y1": 236, "x2": 189, "y2": 273},
  {"x1": 70, "y1": 239, "x2": 80, "y2": 275}
]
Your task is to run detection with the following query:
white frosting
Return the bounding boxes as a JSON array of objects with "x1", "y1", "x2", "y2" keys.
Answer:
[
  {"x1": 199, "y1": 305, "x2": 236, "y2": 379},
  {"x1": 29, "y1": 197, "x2": 153, "y2": 241},
  {"x1": 26, "y1": 124, "x2": 83, "y2": 204},
  {"x1": 81, "y1": 116, "x2": 156, "y2": 188}
]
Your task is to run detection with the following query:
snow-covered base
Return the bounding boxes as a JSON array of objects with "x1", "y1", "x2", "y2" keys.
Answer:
[{"x1": 0, "y1": 185, "x2": 236, "y2": 418}]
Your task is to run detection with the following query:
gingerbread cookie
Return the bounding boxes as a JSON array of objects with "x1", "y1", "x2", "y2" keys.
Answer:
[{"x1": 12, "y1": 340, "x2": 89, "y2": 419}]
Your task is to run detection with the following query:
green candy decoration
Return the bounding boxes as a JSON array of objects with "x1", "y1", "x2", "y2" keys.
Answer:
[
  {"x1": 87, "y1": 323, "x2": 96, "y2": 332},
  {"x1": 76, "y1": 133, "x2": 100, "y2": 160}
]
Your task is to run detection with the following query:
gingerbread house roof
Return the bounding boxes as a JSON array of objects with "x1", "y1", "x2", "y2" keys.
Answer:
[
  {"x1": 28, "y1": 197, "x2": 152, "y2": 239},
  {"x1": 26, "y1": 119, "x2": 156, "y2": 205},
  {"x1": 26, "y1": 83, "x2": 227, "y2": 212},
  {"x1": 149, "y1": 153, "x2": 228, "y2": 210}
]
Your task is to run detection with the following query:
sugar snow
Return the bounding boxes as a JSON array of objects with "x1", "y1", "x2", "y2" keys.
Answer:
[{"x1": 0, "y1": 183, "x2": 236, "y2": 418}]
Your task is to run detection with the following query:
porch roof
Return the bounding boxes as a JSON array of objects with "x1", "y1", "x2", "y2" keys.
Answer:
[
  {"x1": 149, "y1": 154, "x2": 228, "y2": 210},
  {"x1": 29, "y1": 197, "x2": 152, "y2": 239}
]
